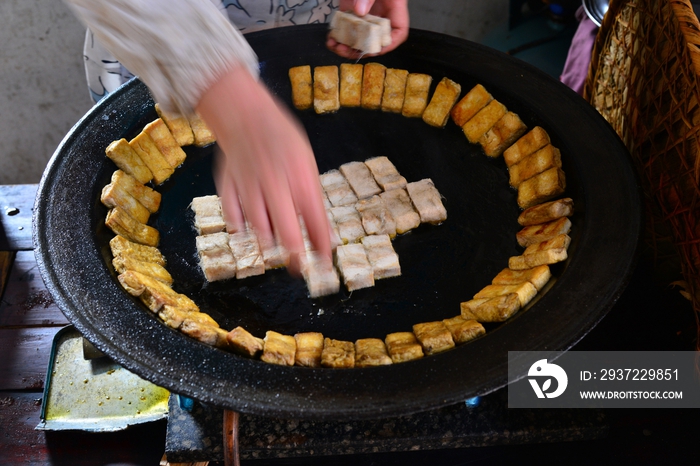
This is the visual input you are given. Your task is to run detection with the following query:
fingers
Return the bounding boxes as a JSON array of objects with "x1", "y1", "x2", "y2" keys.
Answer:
[{"x1": 213, "y1": 149, "x2": 246, "y2": 233}]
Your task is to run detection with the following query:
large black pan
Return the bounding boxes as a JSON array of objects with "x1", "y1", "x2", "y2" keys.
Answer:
[{"x1": 34, "y1": 25, "x2": 641, "y2": 420}]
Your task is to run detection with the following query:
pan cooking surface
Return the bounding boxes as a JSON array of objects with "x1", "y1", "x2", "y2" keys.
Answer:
[{"x1": 34, "y1": 25, "x2": 641, "y2": 419}]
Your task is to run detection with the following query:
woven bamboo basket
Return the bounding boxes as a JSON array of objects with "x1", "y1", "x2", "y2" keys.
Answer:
[{"x1": 584, "y1": 0, "x2": 700, "y2": 347}]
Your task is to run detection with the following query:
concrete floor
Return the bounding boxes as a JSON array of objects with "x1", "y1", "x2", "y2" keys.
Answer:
[{"x1": 0, "y1": 0, "x2": 531, "y2": 185}]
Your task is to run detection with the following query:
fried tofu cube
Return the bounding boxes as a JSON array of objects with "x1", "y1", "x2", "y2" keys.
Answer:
[
  {"x1": 301, "y1": 251, "x2": 340, "y2": 298},
  {"x1": 330, "y1": 205, "x2": 365, "y2": 244},
  {"x1": 518, "y1": 198, "x2": 574, "y2": 226},
  {"x1": 335, "y1": 243, "x2": 374, "y2": 291},
  {"x1": 355, "y1": 195, "x2": 396, "y2": 238},
  {"x1": 228, "y1": 230, "x2": 265, "y2": 279},
  {"x1": 460, "y1": 293, "x2": 521, "y2": 322},
  {"x1": 339, "y1": 63, "x2": 363, "y2": 107},
  {"x1": 158, "y1": 304, "x2": 195, "y2": 329},
  {"x1": 509, "y1": 144, "x2": 562, "y2": 187},
  {"x1": 261, "y1": 241, "x2": 289, "y2": 270},
  {"x1": 105, "y1": 207, "x2": 159, "y2": 247},
  {"x1": 181, "y1": 320, "x2": 229, "y2": 349},
  {"x1": 196, "y1": 232, "x2": 237, "y2": 282},
  {"x1": 110, "y1": 235, "x2": 165, "y2": 266},
  {"x1": 187, "y1": 112, "x2": 216, "y2": 147},
  {"x1": 508, "y1": 234, "x2": 571, "y2": 270},
  {"x1": 381, "y1": 68, "x2": 409, "y2": 113},
  {"x1": 364, "y1": 156, "x2": 407, "y2": 191},
  {"x1": 129, "y1": 132, "x2": 174, "y2": 185},
  {"x1": 517, "y1": 167, "x2": 566, "y2": 209},
  {"x1": 112, "y1": 255, "x2": 173, "y2": 285},
  {"x1": 110, "y1": 170, "x2": 161, "y2": 213},
  {"x1": 294, "y1": 332, "x2": 324, "y2": 367},
  {"x1": 143, "y1": 118, "x2": 187, "y2": 168},
  {"x1": 320, "y1": 169, "x2": 358, "y2": 207},
  {"x1": 504, "y1": 126, "x2": 551, "y2": 167},
  {"x1": 289, "y1": 65, "x2": 313, "y2": 110},
  {"x1": 321, "y1": 338, "x2": 355, "y2": 368},
  {"x1": 462, "y1": 100, "x2": 507, "y2": 144},
  {"x1": 118, "y1": 270, "x2": 199, "y2": 313},
  {"x1": 474, "y1": 281, "x2": 538, "y2": 308},
  {"x1": 101, "y1": 181, "x2": 151, "y2": 224},
  {"x1": 105, "y1": 138, "x2": 153, "y2": 184},
  {"x1": 380, "y1": 188, "x2": 420, "y2": 234},
  {"x1": 479, "y1": 111, "x2": 528, "y2": 158},
  {"x1": 227, "y1": 327, "x2": 264, "y2": 358},
  {"x1": 406, "y1": 178, "x2": 447, "y2": 224},
  {"x1": 340, "y1": 161, "x2": 382, "y2": 200},
  {"x1": 492, "y1": 265, "x2": 551, "y2": 291},
  {"x1": 442, "y1": 316, "x2": 486, "y2": 344},
  {"x1": 191, "y1": 195, "x2": 226, "y2": 235},
  {"x1": 402, "y1": 73, "x2": 432, "y2": 118},
  {"x1": 155, "y1": 103, "x2": 195, "y2": 146},
  {"x1": 361, "y1": 63, "x2": 387, "y2": 110},
  {"x1": 361, "y1": 234, "x2": 401, "y2": 280},
  {"x1": 313, "y1": 65, "x2": 340, "y2": 114},
  {"x1": 516, "y1": 217, "x2": 571, "y2": 247},
  {"x1": 355, "y1": 338, "x2": 392, "y2": 367},
  {"x1": 385, "y1": 332, "x2": 424, "y2": 363},
  {"x1": 450, "y1": 83, "x2": 493, "y2": 127},
  {"x1": 422, "y1": 77, "x2": 461, "y2": 128},
  {"x1": 261, "y1": 331, "x2": 296, "y2": 366},
  {"x1": 412, "y1": 321, "x2": 455, "y2": 355}
]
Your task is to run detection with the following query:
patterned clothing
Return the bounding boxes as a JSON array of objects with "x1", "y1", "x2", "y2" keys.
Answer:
[{"x1": 74, "y1": 0, "x2": 339, "y2": 110}]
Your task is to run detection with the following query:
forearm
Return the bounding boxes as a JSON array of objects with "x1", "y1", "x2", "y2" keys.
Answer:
[{"x1": 64, "y1": 0, "x2": 259, "y2": 115}]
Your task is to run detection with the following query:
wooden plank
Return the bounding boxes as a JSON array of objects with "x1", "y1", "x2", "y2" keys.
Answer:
[
  {"x1": 0, "y1": 184, "x2": 36, "y2": 251},
  {"x1": 0, "y1": 250, "x2": 68, "y2": 327},
  {"x1": 0, "y1": 250, "x2": 14, "y2": 301},
  {"x1": 0, "y1": 327, "x2": 60, "y2": 390}
]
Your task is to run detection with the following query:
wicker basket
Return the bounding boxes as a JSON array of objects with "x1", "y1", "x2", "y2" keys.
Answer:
[{"x1": 584, "y1": 0, "x2": 700, "y2": 346}]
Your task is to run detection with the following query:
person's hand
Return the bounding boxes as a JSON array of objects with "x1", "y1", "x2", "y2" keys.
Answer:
[
  {"x1": 196, "y1": 65, "x2": 332, "y2": 274},
  {"x1": 327, "y1": 0, "x2": 409, "y2": 59}
]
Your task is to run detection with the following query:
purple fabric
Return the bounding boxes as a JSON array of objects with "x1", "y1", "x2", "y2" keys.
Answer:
[{"x1": 560, "y1": 6, "x2": 599, "y2": 95}]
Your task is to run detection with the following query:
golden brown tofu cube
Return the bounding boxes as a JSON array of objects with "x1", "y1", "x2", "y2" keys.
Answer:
[
  {"x1": 412, "y1": 321, "x2": 455, "y2": 355},
  {"x1": 181, "y1": 317, "x2": 228, "y2": 348},
  {"x1": 289, "y1": 65, "x2": 313, "y2": 110},
  {"x1": 385, "y1": 332, "x2": 424, "y2": 363},
  {"x1": 516, "y1": 217, "x2": 571, "y2": 247},
  {"x1": 422, "y1": 77, "x2": 461, "y2": 128},
  {"x1": 460, "y1": 293, "x2": 521, "y2": 322},
  {"x1": 261, "y1": 331, "x2": 296, "y2": 366},
  {"x1": 450, "y1": 84, "x2": 493, "y2": 127},
  {"x1": 118, "y1": 270, "x2": 199, "y2": 313},
  {"x1": 504, "y1": 126, "x2": 551, "y2": 167},
  {"x1": 517, "y1": 167, "x2": 566, "y2": 209},
  {"x1": 227, "y1": 326, "x2": 264, "y2": 358},
  {"x1": 491, "y1": 265, "x2": 551, "y2": 291},
  {"x1": 321, "y1": 338, "x2": 355, "y2": 368},
  {"x1": 508, "y1": 234, "x2": 571, "y2": 270},
  {"x1": 105, "y1": 138, "x2": 153, "y2": 184},
  {"x1": 143, "y1": 118, "x2": 187, "y2": 168},
  {"x1": 402, "y1": 73, "x2": 432, "y2": 118},
  {"x1": 478, "y1": 111, "x2": 528, "y2": 158},
  {"x1": 110, "y1": 235, "x2": 165, "y2": 266},
  {"x1": 105, "y1": 207, "x2": 159, "y2": 247},
  {"x1": 111, "y1": 170, "x2": 161, "y2": 213},
  {"x1": 187, "y1": 112, "x2": 216, "y2": 147},
  {"x1": 339, "y1": 63, "x2": 363, "y2": 107},
  {"x1": 101, "y1": 182, "x2": 151, "y2": 224},
  {"x1": 442, "y1": 316, "x2": 486, "y2": 344},
  {"x1": 155, "y1": 103, "x2": 194, "y2": 146},
  {"x1": 294, "y1": 332, "x2": 324, "y2": 367},
  {"x1": 381, "y1": 68, "x2": 409, "y2": 113},
  {"x1": 313, "y1": 65, "x2": 340, "y2": 114},
  {"x1": 158, "y1": 304, "x2": 194, "y2": 329},
  {"x1": 517, "y1": 198, "x2": 574, "y2": 226},
  {"x1": 361, "y1": 62, "x2": 387, "y2": 110},
  {"x1": 509, "y1": 144, "x2": 562, "y2": 187},
  {"x1": 474, "y1": 281, "x2": 538, "y2": 308},
  {"x1": 129, "y1": 132, "x2": 174, "y2": 185},
  {"x1": 462, "y1": 100, "x2": 507, "y2": 144},
  {"x1": 355, "y1": 338, "x2": 392, "y2": 367},
  {"x1": 112, "y1": 255, "x2": 173, "y2": 285}
]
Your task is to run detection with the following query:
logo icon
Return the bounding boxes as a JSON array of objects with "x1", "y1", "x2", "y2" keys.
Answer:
[{"x1": 528, "y1": 359, "x2": 568, "y2": 398}]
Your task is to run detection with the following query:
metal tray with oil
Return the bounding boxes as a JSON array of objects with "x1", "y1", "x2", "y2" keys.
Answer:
[{"x1": 36, "y1": 325, "x2": 169, "y2": 432}]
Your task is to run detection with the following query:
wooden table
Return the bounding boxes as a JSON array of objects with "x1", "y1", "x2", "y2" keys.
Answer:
[{"x1": 2, "y1": 183, "x2": 700, "y2": 465}]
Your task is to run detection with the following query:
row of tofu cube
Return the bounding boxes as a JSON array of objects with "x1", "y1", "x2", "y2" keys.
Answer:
[{"x1": 224, "y1": 314, "x2": 485, "y2": 368}]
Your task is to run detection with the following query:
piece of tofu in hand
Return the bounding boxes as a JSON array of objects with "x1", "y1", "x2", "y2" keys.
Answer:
[
  {"x1": 301, "y1": 251, "x2": 340, "y2": 298},
  {"x1": 329, "y1": 11, "x2": 390, "y2": 54}
]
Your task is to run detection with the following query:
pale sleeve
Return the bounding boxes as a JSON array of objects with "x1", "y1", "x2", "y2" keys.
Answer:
[{"x1": 64, "y1": 0, "x2": 259, "y2": 115}]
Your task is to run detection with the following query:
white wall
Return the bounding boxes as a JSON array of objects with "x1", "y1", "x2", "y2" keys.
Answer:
[{"x1": 0, "y1": 0, "x2": 508, "y2": 185}]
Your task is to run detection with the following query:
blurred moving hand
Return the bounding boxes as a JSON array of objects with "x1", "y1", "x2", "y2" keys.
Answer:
[
  {"x1": 197, "y1": 66, "x2": 331, "y2": 274},
  {"x1": 327, "y1": 0, "x2": 410, "y2": 58}
]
